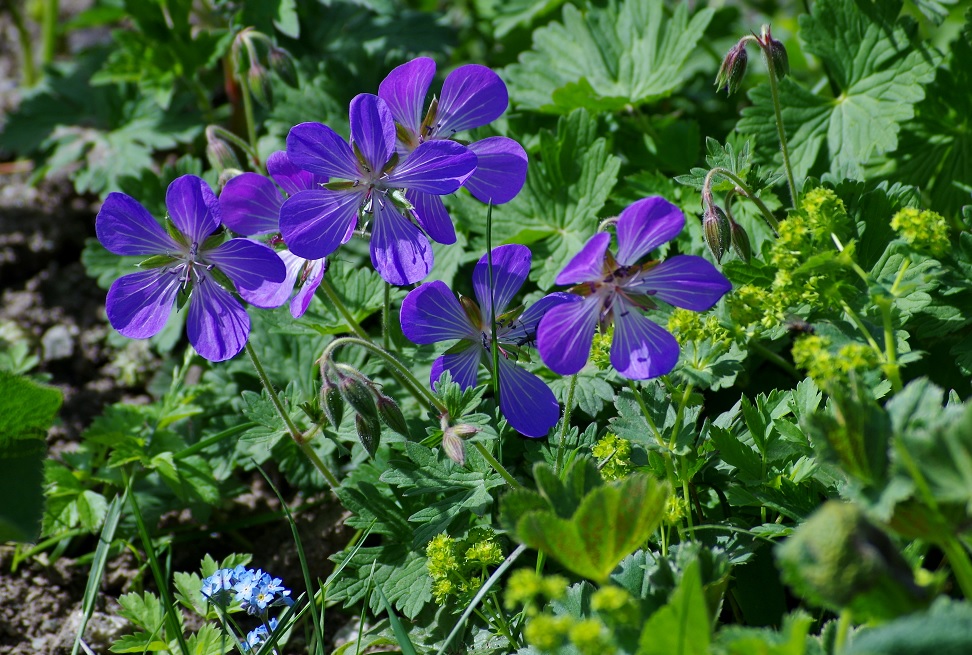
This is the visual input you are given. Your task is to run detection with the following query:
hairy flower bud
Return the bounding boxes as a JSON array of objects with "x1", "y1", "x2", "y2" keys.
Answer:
[
  {"x1": 205, "y1": 127, "x2": 241, "y2": 173},
  {"x1": 703, "y1": 205, "x2": 732, "y2": 263},
  {"x1": 355, "y1": 414, "x2": 382, "y2": 457},
  {"x1": 248, "y1": 64, "x2": 273, "y2": 106},
  {"x1": 730, "y1": 220, "x2": 752, "y2": 262},
  {"x1": 376, "y1": 394, "x2": 408, "y2": 437},
  {"x1": 268, "y1": 46, "x2": 298, "y2": 87},
  {"x1": 320, "y1": 379, "x2": 344, "y2": 428},
  {"x1": 338, "y1": 375, "x2": 379, "y2": 424},
  {"x1": 768, "y1": 37, "x2": 789, "y2": 80},
  {"x1": 442, "y1": 424, "x2": 478, "y2": 465},
  {"x1": 715, "y1": 41, "x2": 748, "y2": 95}
]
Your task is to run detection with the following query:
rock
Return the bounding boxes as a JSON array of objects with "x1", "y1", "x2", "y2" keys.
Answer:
[{"x1": 42, "y1": 324, "x2": 75, "y2": 361}]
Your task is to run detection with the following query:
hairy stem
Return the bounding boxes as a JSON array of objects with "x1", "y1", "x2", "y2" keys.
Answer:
[
  {"x1": 704, "y1": 167, "x2": 780, "y2": 235},
  {"x1": 246, "y1": 342, "x2": 340, "y2": 488},
  {"x1": 761, "y1": 42, "x2": 798, "y2": 207}
]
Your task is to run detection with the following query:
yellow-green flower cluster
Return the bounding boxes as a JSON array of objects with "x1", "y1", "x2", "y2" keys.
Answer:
[
  {"x1": 523, "y1": 614, "x2": 572, "y2": 651},
  {"x1": 664, "y1": 494, "x2": 689, "y2": 526},
  {"x1": 729, "y1": 188, "x2": 850, "y2": 331},
  {"x1": 791, "y1": 335, "x2": 880, "y2": 388},
  {"x1": 504, "y1": 568, "x2": 567, "y2": 613},
  {"x1": 590, "y1": 324, "x2": 614, "y2": 370},
  {"x1": 591, "y1": 585, "x2": 638, "y2": 625},
  {"x1": 522, "y1": 614, "x2": 616, "y2": 655},
  {"x1": 426, "y1": 528, "x2": 504, "y2": 605},
  {"x1": 890, "y1": 207, "x2": 950, "y2": 257},
  {"x1": 591, "y1": 433, "x2": 633, "y2": 481},
  {"x1": 667, "y1": 308, "x2": 730, "y2": 345}
]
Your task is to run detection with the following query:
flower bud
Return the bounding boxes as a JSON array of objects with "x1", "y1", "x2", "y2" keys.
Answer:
[
  {"x1": 703, "y1": 205, "x2": 731, "y2": 263},
  {"x1": 441, "y1": 424, "x2": 479, "y2": 466},
  {"x1": 338, "y1": 375, "x2": 379, "y2": 424},
  {"x1": 376, "y1": 394, "x2": 409, "y2": 437},
  {"x1": 248, "y1": 64, "x2": 273, "y2": 106},
  {"x1": 205, "y1": 127, "x2": 241, "y2": 173},
  {"x1": 217, "y1": 168, "x2": 244, "y2": 191},
  {"x1": 320, "y1": 380, "x2": 344, "y2": 428},
  {"x1": 715, "y1": 41, "x2": 748, "y2": 95},
  {"x1": 730, "y1": 220, "x2": 752, "y2": 262},
  {"x1": 355, "y1": 414, "x2": 382, "y2": 457},
  {"x1": 268, "y1": 46, "x2": 298, "y2": 88},
  {"x1": 768, "y1": 37, "x2": 789, "y2": 80}
]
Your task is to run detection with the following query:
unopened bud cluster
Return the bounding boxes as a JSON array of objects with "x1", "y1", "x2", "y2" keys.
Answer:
[
  {"x1": 701, "y1": 199, "x2": 751, "y2": 264},
  {"x1": 715, "y1": 24, "x2": 789, "y2": 96},
  {"x1": 319, "y1": 364, "x2": 410, "y2": 456},
  {"x1": 230, "y1": 27, "x2": 299, "y2": 107}
]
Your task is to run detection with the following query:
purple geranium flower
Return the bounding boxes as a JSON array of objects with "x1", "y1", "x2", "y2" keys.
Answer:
[
  {"x1": 220, "y1": 151, "x2": 329, "y2": 318},
  {"x1": 379, "y1": 57, "x2": 528, "y2": 228},
  {"x1": 96, "y1": 175, "x2": 285, "y2": 362},
  {"x1": 537, "y1": 197, "x2": 732, "y2": 379},
  {"x1": 400, "y1": 244, "x2": 576, "y2": 437},
  {"x1": 280, "y1": 93, "x2": 477, "y2": 285}
]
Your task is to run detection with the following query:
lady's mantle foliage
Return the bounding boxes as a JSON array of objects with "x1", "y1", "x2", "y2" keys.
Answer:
[
  {"x1": 537, "y1": 197, "x2": 731, "y2": 379},
  {"x1": 219, "y1": 150, "x2": 328, "y2": 318},
  {"x1": 400, "y1": 244, "x2": 575, "y2": 437},
  {"x1": 280, "y1": 93, "x2": 477, "y2": 286},
  {"x1": 378, "y1": 57, "x2": 528, "y2": 208},
  {"x1": 96, "y1": 175, "x2": 285, "y2": 362}
]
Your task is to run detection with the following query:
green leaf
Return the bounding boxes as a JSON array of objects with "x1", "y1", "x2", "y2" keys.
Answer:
[
  {"x1": 738, "y1": 0, "x2": 938, "y2": 183},
  {"x1": 842, "y1": 599, "x2": 972, "y2": 655},
  {"x1": 109, "y1": 633, "x2": 170, "y2": 653},
  {"x1": 0, "y1": 371, "x2": 60, "y2": 541},
  {"x1": 116, "y1": 591, "x2": 167, "y2": 633},
  {"x1": 504, "y1": 0, "x2": 714, "y2": 113},
  {"x1": 516, "y1": 471, "x2": 669, "y2": 583},
  {"x1": 893, "y1": 9, "x2": 972, "y2": 216},
  {"x1": 637, "y1": 558, "x2": 710, "y2": 655}
]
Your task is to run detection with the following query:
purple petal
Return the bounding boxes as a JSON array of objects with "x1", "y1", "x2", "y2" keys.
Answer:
[
  {"x1": 370, "y1": 196, "x2": 434, "y2": 285},
  {"x1": 472, "y1": 244, "x2": 530, "y2": 323},
  {"x1": 503, "y1": 292, "x2": 581, "y2": 346},
  {"x1": 464, "y1": 137, "x2": 528, "y2": 205},
  {"x1": 405, "y1": 190, "x2": 456, "y2": 245},
  {"x1": 106, "y1": 270, "x2": 180, "y2": 339},
  {"x1": 349, "y1": 94, "x2": 396, "y2": 171},
  {"x1": 187, "y1": 278, "x2": 250, "y2": 362},
  {"x1": 378, "y1": 57, "x2": 435, "y2": 138},
  {"x1": 219, "y1": 173, "x2": 283, "y2": 236},
  {"x1": 96, "y1": 192, "x2": 178, "y2": 256},
  {"x1": 286, "y1": 122, "x2": 360, "y2": 180},
  {"x1": 241, "y1": 249, "x2": 302, "y2": 311},
  {"x1": 386, "y1": 140, "x2": 477, "y2": 195},
  {"x1": 279, "y1": 189, "x2": 361, "y2": 260},
  {"x1": 431, "y1": 344, "x2": 482, "y2": 390},
  {"x1": 635, "y1": 255, "x2": 732, "y2": 311},
  {"x1": 401, "y1": 280, "x2": 478, "y2": 344},
  {"x1": 610, "y1": 299, "x2": 679, "y2": 379},
  {"x1": 496, "y1": 357, "x2": 560, "y2": 438},
  {"x1": 166, "y1": 175, "x2": 221, "y2": 243},
  {"x1": 615, "y1": 196, "x2": 685, "y2": 266},
  {"x1": 555, "y1": 232, "x2": 611, "y2": 285},
  {"x1": 537, "y1": 295, "x2": 601, "y2": 375},
  {"x1": 436, "y1": 65, "x2": 508, "y2": 136},
  {"x1": 206, "y1": 238, "x2": 287, "y2": 308},
  {"x1": 291, "y1": 257, "x2": 326, "y2": 318},
  {"x1": 267, "y1": 150, "x2": 326, "y2": 195}
]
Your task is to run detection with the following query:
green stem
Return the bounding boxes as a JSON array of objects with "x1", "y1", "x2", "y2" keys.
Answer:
[
  {"x1": 382, "y1": 282, "x2": 391, "y2": 351},
  {"x1": 207, "y1": 125, "x2": 260, "y2": 171},
  {"x1": 877, "y1": 297, "x2": 903, "y2": 393},
  {"x1": 320, "y1": 279, "x2": 369, "y2": 339},
  {"x1": 704, "y1": 167, "x2": 780, "y2": 235},
  {"x1": 761, "y1": 39, "x2": 798, "y2": 207},
  {"x1": 555, "y1": 374, "x2": 578, "y2": 475},
  {"x1": 670, "y1": 384, "x2": 696, "y2": 532},
  {"x1": 834, "y1": 609, "x2": 852, "y2": 655},
  {"x1": 942, "y1": 537, "x2": 972, "y2": 600},
  {"x1": 173, "y1": 422, "x2": 255, "y2": 460},
  {"x1": 4, "y1": 0, "x2": 36, "y2": 86},
  {"x1": 486, "y1": 204, "x2": 502, "y2": 464},
  {"x1": 41, "y1": 0, "x2": 58, "y2": 66},
  {"x1": 472, "y1": 442, "x2": 521, "y2": 489},
  {"x1": 838, "y1": 301, "x2": 884, "y2": 356},
  {"x1": 239, "y1": 75, "x2": 259, "y2": 163},
  {"x1": 246, "y1": 342, "x2": 340, "y2": 488},
  {"x1": 319, "y1": 337, "x2": 447, "y2": 416}
]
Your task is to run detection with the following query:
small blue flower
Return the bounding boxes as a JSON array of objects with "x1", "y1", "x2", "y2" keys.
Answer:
[{"x1": 242, "y1": 618, "x2": 280, "y2": 651}]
